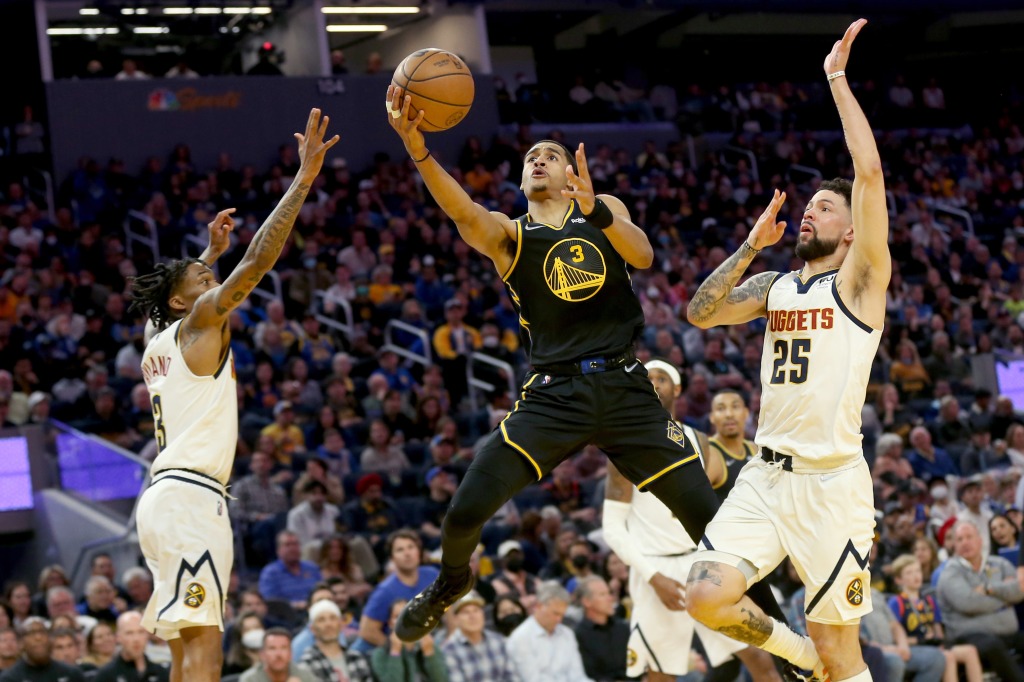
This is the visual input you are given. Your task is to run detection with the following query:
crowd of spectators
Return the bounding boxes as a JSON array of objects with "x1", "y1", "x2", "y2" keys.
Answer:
[{"x1": 0, "y1": 66, "x2": 1023, "y2": 680}]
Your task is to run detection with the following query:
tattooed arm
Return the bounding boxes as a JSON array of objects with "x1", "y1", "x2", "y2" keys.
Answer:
[
  {"x1": 179, "y1": 109, "x2": 338, "y2": 375},
  {"x1": 687, "y1": 189, "x2": 787, "y2": 328}
]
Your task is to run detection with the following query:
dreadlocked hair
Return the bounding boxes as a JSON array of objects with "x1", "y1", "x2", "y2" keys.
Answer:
[{"x1": 128, "y1": 258, "x2": 202, "y2": 330}]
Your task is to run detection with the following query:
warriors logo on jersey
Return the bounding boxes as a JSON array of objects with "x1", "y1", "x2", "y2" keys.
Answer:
[
  {"x1": 666, "y1": 421, "x2": 689, "y2": 448},
  {"x1": 184, "y1": 583, "x2": 205, "y2": 608},
  {"x1": 543, "y1": 238, "x2": 606, "y2": 301}
]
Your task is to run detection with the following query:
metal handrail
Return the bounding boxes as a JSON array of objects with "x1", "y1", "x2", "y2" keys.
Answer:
[
  {"x1": 383, "y1": 319, "x2": 432, "y2": 366},
  {"x1": 934, "y1": 204, "x2": 975, "y2": 236},
  {"x1": 788, "y1": 163, "x2": 822, "y2": 188},
  {"x1": 316, "y1": 314, "x2": 354, "y2": 345},
  {"x1": 22, "y1": 169, "x2": 56, "y2": 224},
  {"x1": 124, "y1": 210, "x2": 160, "y2": 261},
  {"x1": 723, "y1": 145, "x2": 759, "y2": 183},
  {"x1": 315, "y1": 290, "x2": 355, "y2": 337},
  {"x1": 466, "y1": 351, "x2": 516, "y2": 411},
  {"x1": 246, "y1": 270, "x2": 283, "y2": 307}
]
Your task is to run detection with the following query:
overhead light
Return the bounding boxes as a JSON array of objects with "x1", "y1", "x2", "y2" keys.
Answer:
[
  {"x1": 327, "y1": 24, "x2": 388, "y2": 32},
  {"x1": 163, "y1": 7, "x2": 193, "y2": 14},
  {"x1": 222, "y1": 6, "x2": 250, "y2": 12},
  {"x1": 251, "y1": 7, "x2": 271, "y2": 14},
  {"x1": 123, "y1": 7, "x2": 148, "y2": 13},
  {"x1": 78, "y1": 8, "x2": 99, "y2": 14},
  {"x1": 133, "y1": 26, "x2": 170, "y2": 33},
  {"x1": 137, "y1": 8, "x2": 148, "y2": 14},
  {"x1": 195, "y1": 7, "x2": 222, "y2": 13},
  {"x1": 47, "y1": 26, "x2": 119, "y2": 35},
  {"x1": 322, "y1": 6, "x2": 419, "y2": 13}
]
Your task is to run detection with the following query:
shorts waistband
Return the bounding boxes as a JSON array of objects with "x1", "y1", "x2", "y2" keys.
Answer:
[
  {"x1": 759, "y1": 447, "x2": 863, "y2": 474},
  {"x1": 151, "y1": 468, "x2": 228, "y2": 499},
  {"x1": 532, "y1": 348, "x2": 636, "y2": 377}
]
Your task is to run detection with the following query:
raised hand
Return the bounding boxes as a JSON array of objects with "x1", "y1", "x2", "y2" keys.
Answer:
[
  {"x1": 562, "y1": 143, "x2": 596, "y2": 214},
  {"x1": 825, "y1": 18, "x2": 867, "y2": 76},
  {"x1": 206, "y1": 208, "x2": 235, "y2": 256},
  {"x1": 386, "y1": 84, "x2": 427, "y2": 159},
  {"x1": 650, "y1": 572, "x2": 687, "y2": 611},
  {"x1": 748, "y1": 189, "x2": 787, "y2": 251},
  {"x1": 294, "y1": 108, "x2": 340, "y2": 175}
]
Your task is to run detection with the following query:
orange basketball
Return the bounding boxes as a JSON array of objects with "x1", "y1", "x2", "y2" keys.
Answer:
[{"x1": 392, "y1": 48, "x2": 474, "y2": 133}]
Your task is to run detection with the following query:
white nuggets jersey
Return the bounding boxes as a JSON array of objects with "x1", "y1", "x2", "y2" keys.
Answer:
[
  {"x1": 626, "y1": 425, "x2": 702, "y2": 554},
  {"x1": 757, "y1": 269, "x2": 881, "y2": 469},
  {"x1": 142, "y1": 319, "x2": 238, "y2": 486}
]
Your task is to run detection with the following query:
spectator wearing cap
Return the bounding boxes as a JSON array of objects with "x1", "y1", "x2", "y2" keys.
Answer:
[
  {"x1": 959, "y1": 478, "x2": 995, "y2": 556},
  {"x1": 432, "y1": 297, "x2": 481, "y2": 408},
  {"x1": 373, "y1": 349, "x2": 417, "y2": 394},
  {"x1": 0, "y1": 617, "x2": 86, "y2": 682},
  {"x1": 490, "y1": 541, "x2": 539, "y2": 613},
  {"x1": 298, "y1": 600, "x2": 373, "y2": 682},
  {"x1": 961, "y1": 425, "x2": 1010, "y2": 477},
  {"x1": 355, "y1": 531, "x2": 438, "y2": 653},
  {"x1": 261, "y1": 400, "x2": 307, "y2": 468},
  {"x1": 258, "y1": 531, "x2": 323, "y2": 610},
  {"x1": 292, "y1": 457, "x2": 344, "y2": 507},
  {"x1": 340, "y1": 473, "x2": 402, "y2": 552},
  {"x1": 286, "y1": 479, "x2": 340, "y2": 549},
  {"x1": 240, "y1": 627, "x2": 316, "y2": 682},
  {"x1": 94, "y1": 611, "x2": 168, "y2": 682},
  {"x1": 936, "y1": 521, "x2": 1024, "y2": 682},
  {"x1": 572, "y1": 576, "x2": 629, "y2": 682},
  {"x1": 416, "y1": 466, "x2": 458, "y2": 549},
  {"x1": 442, "y1": 591, "x2": 521, "y2": 682},
  {"x1": 506, "y1": 581, "x2": 591, "y2": 682}
]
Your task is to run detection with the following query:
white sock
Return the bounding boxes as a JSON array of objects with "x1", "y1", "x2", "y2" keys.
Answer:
[
  {"x1": 761, "y1": 619, "x2": 819, "y2": 670},
  {"x1": 836, "y1": 669, "x2": 872, "y2": 681}
]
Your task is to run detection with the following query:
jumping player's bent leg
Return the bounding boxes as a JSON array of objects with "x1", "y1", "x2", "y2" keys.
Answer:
[
  {"x1": 178, "y1": 625, "x2": 224, "y2": 682},
  {"x1": 645, "y1": 469, "x2": 789, "y2": 626},
  {"x1": 395, "y1": 439, "x2": 538, "y2": 642},
  {"x1": 805, "y1": 622, "x2": 867, "y2": 681}
]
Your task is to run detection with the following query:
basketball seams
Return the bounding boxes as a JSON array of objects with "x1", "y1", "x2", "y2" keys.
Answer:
[
  {"x1": 392, "y1": 47, "x2": 473, "y2": 131},
  {"x1": 404, "y1": 49, "x2": 443, "y2": 82},
  {"x1": 398, "y1": 88, "x2": 474, "y2": 108},
  {"x1": 405, "y1": 72, "x2": 474, "y2": 84}
]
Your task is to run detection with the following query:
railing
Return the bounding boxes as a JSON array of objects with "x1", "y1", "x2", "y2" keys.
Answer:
[
  {"x1": 314, "y1": 290, "x2": 355, "y2": 341},
  {"x1": 124, "y1": 210, "x2": 160, "y2": 261},
  {"x1": 466, "y1": 352, "x2": 516, "y2": 412},
  {"x1": 934, "y1": 204, "x2": 975, "y2": 236},
  {"x1": 722, "y1": 145, "x2": 759, "y2": 183},
  {"x1": 788, "y1": 164, "x2": 822, "y2": 190},
  {"x1": 22, "y1": 169, "x2": 56, "y2": 224},
  {"x1": 247, "y1": 270, "x2": 283, "y2": 305},
  {"x1": 382, "y1": 319, "x2": 432, "y2": 367}
]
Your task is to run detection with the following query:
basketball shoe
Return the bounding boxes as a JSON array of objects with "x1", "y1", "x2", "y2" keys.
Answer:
[{"x1": 394, "y1": 566, "x2": 473, "y2": 642}]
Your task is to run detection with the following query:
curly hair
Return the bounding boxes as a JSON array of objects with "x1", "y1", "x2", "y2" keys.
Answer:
[
  {"x1": 818, "y1": 177, "x2": 853, "y2": 208},
  {"x1": 128, "y1": 258, "x2": 203, "y2": 329}
]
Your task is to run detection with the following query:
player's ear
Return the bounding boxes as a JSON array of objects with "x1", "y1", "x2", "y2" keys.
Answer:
[{"x1": 168, "y1": 292, "x2": 187, "y2": 316}]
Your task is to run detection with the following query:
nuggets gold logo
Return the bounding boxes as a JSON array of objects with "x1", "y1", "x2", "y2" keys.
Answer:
[
  {"x1": 846, "y1": 578, "x2": 864, "y2": 606},
  {"x1": 543, "y1": 238, "x2": 606, "y2": 302},
  {"x1": 626, "y1": 648, "x2": 637, "y2": 667},
  {"x1": 666, "y1": 421, "x2": 688, "y2": 447},
  {"x1": 183, "y1": 583, "x2": 205, "y2": 609}
]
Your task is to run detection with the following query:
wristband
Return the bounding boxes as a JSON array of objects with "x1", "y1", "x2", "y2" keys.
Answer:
[
  {"x1": 584, "y1": 198, "x2": 615, "y2": 230},
  {"x1": 827, "y1": 70, "x2": 846, "y2": 82},
  {"x1": 742, "y1": 241, "x2": 761, "y2": 255},
  {"x1": 412, "y1": 149, "x2": 431, "y2": 163}
]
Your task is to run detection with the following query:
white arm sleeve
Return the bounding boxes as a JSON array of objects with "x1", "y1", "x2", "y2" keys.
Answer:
[{"x1": 602, "y1": 499, "x2": 659, "y2": 584}]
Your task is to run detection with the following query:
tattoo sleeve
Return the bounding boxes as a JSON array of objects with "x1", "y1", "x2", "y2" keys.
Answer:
[
  {"x1": 716, "y1": 606, "x2": 774, "y2": 647},
  {"x1": 687, "y1": 243, "x2": 776, "y2": 324},
  {"x1": 209, "y1": 180, "x2": 311, "y2": 318}
]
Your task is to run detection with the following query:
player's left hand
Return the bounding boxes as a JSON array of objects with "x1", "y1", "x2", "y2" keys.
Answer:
[
  {"x1": 562, "y1": 142, "x2": 596, "y2": 214},
  {"x1": 825, "y1": 18, "x2": 867, "y2": 76},
  {"x1": 207, "y1": 208, "x2": 236, "y2": 256},
  {"x1": 650, "y1": 572, "x2": 687, "y2": 611}
]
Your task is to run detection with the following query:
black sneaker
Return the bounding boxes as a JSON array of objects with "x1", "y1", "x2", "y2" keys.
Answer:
[
  {"x1": 782, "y1": 663, "x2": 831, "y2": 682},
  {"x1": 394, "y1": 568, "x2": 474, "y2": 642}
]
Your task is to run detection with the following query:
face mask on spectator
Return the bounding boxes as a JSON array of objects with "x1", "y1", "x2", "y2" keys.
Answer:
[
  {"x1": 931, "y1": 485, "x2": 948, "y2": 500},
  {"x1": 241, "y1": 629, "x2": 265, "y2": 650},
  {"x1": 505, "y1": 556, "x2": 524, "y2": 573},
  {"x1": 496, "y1": 614, "x2": 525, "y2": 636},
  {"x1": 571, "y1": 555, "x2": 589, "y2": 569}
]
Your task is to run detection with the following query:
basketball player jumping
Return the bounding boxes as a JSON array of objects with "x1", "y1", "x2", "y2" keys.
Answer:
[
  {"x1": 129, "y1": 109, "x2": 337, "y2": 682},
  {"x1": 684, "y1": 20, "x2": 888, "y2": 682},
  {"x1": 603, "y1": 360, "x2": 780, "y2": 682},
  {"x1": 383, "y1": 85, "x2": 798, "y2": 654}
]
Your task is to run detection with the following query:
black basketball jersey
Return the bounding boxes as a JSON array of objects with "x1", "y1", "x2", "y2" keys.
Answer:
[
  {"x1": 710, "y1": 437, "x2": 757, "y2": 503},
  {"x1": 502, "y1": 199, "x2": 645, "y2": 366}
]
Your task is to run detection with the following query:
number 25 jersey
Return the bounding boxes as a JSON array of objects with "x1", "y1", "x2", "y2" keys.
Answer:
[
  {"x1": 141, "y1": 319, "x2": 238, "y2": 486},
  {"x1": 756, "y1": 269, "x2": 881, "y2": 469}
]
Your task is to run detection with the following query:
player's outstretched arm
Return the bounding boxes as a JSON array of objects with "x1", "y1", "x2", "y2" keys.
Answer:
[
  {"x1": 687, "y1": 190, "x2": 786, "y2": 328},
  {"x1": 563, "y1": 143, "x2": 652, "y2": 269},
  {"x1": 827, "y1": 20, "x2": 891, "y2": 308},
  {"x1": 190, "y1": 108, "x2": 339, "y2": 330},
  {"x1": 386, "y1": 85, "x2": 514, "y2": 266}
]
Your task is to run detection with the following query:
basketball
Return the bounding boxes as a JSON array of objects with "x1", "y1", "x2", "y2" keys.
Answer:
[{"x1": 392, "y1": 48, "x2": 474, "y2": 132}]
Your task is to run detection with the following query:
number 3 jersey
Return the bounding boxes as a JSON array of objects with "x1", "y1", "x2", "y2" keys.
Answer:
[
  {"x1": 756, "y1": 269, "x2": 881, "y2": 470},
  {"x1": 141, "y1": 318, "x2": 238, "y2": 486}
]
